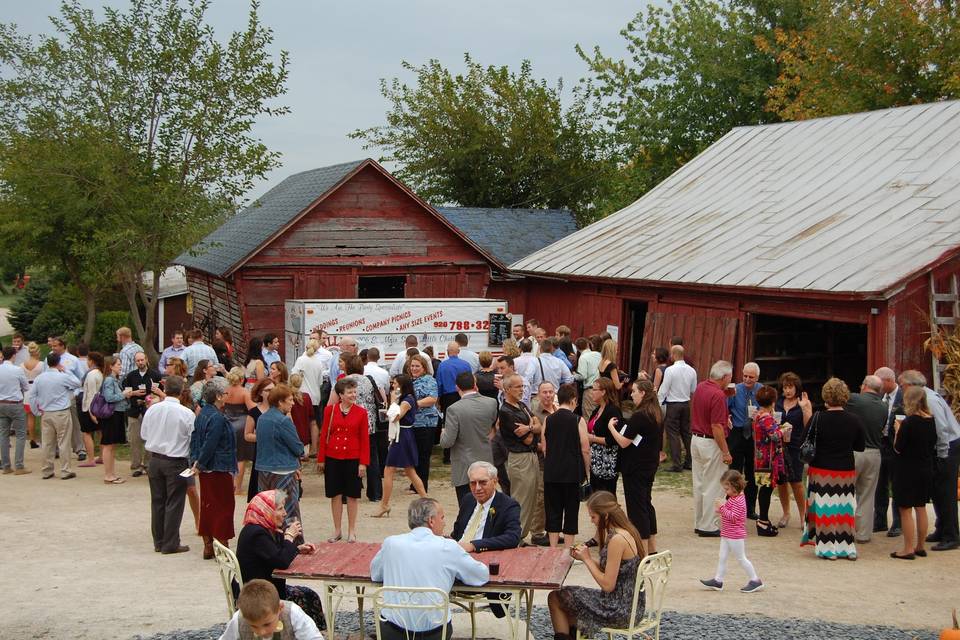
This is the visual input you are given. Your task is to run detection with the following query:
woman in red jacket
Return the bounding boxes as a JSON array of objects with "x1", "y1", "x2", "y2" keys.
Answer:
[{"x1": 318, "y1": 377, "x2": 370, "y2": 543}]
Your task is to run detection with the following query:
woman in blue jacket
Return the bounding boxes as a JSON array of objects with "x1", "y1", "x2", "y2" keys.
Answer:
[
  {"x1": 190, "y1": 380, "x2": 238, "y2": 559},
  {"x1": 254, "y1": 384, "x2": 305, "y2": 543}
]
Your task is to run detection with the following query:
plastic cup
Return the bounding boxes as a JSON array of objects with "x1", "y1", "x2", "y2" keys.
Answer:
[
  {"x1": 773, "y1": 411, "x2": 783, "y2": 423},
  {"x1": 488, "y1": 561, "x2": 500, "y2": 576}
]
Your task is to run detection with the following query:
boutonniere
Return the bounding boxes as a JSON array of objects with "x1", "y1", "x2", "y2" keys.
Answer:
[{"x1": 488, "y1": 507, "x2": 496, "y2": 519}]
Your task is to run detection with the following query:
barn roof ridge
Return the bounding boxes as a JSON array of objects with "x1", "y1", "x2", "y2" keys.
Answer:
[{"x1": 510, "y1": 99, "x2": 960, "y2": 297}]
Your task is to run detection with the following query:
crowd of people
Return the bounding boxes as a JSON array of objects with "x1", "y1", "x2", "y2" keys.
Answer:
[{"x1": 2, "y1": 317, "x2": 959, "y2": 639}]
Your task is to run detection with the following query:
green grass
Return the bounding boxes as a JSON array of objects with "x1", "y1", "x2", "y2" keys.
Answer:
[
  {"x1": 653, "y1": 463, "x2": 693, "y2": 496},
  {"x1": 0, "y1": 292, "x2": 20, "y2": 308}
]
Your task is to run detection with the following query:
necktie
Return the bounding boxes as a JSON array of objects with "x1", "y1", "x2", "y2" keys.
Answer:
[{"x1": 459, "y1": 503, "x2": 484, "y2": 543}]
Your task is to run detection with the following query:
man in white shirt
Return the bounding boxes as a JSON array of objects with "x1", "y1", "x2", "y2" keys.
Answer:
[
  {"x1": 454, "y1": 333, "x2": 480, "y2": 373},
  {"x1": 529, "y1": 338, "x2": 574, "y2": 391},
  {"x1": 363, "y1": 347, "x2": 390, "y2": 399},
  {"x1": 182, "y1": 328, "x2": 218, "y2": 377},
  {"x1": 388, "y1": 335, "x2": 434, "y2": 376},
  {"x1": 141, "y1": 375, "x2": 195, "y2": 554},
  {"x1": 9, "y1": 334, "x2": 29, "y2": 366},
  {"x1": 370, "y1": 497, "x2": 488, "y2": 639},
  {"x1": 657, "y1": 345, "x2": 698, "y2": 472},
  {"x1": 576, "y1": 335, "x2": 602, "y2": 416},
  {"x1": 514, "y1": 339, "x2": 537, "y2": 383},
  {"x1": 33, "y1": 353, "x2": 81, "y2": 479}
]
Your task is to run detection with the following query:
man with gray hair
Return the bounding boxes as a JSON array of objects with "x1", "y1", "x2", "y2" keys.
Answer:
[
  {"x1": 873, "y1": 366, "x2": 903, "y2": 536},
  {"x1": 141, "y1": 375, "x2": 195, "y2": 554},
  {"x1": 451, "y1": 461, "x2": 521, "y2": 553},
  {"x1": 690, "y1": 360, "x2": 734, "y2": 536},
  {"x1": 899, "y1": 370, "x2": 960, "y2": 551},
  {"x1": 726, "y1": 362, "x2": 761, "y2": 519},
  {"x1": 846, "y1": 374, "x2": 888, "y2": 543},
  {"x1": 371, "y1": 497, "x2": 488, "y2": 639}
]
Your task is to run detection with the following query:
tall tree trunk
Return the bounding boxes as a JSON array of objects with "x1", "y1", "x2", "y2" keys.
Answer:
[
  {"x1": 121, "y1": 275, "x2": 147, "y2": 342},
  {"x1": 81, "y1": 287, "x2": 97, "y2": 345},
  {"x1": 62, "y1": 257, "x2": 98, "y2": 345},
  {"x1": 135, "y1": 270, "x2": 162, "y2": 365}
]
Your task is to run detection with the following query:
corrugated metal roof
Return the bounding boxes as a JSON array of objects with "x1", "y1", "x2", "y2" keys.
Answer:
[
  {"x1": 511, "y1": 100, "x2": 960, "y2": 295},
  {"x1": 435, "y1": 207, "x2": 578, "y2": 266},
  {"x1": 175, "y1": 160, "x2": 366, "y2": 276}
]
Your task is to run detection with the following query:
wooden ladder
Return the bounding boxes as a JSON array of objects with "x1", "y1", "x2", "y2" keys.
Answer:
[{"x1": 929, "y1": 272, "x2": 960, "y2": 391}]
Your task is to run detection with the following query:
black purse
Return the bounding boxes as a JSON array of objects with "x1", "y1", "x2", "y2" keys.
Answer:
[{"x1": 799, "y1": 412, "x2": 819, "y2": 464}]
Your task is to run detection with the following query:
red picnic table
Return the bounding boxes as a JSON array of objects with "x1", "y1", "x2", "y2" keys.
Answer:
[{"x1": 276, "y1": 542, "x2": 574, "y2": 639}]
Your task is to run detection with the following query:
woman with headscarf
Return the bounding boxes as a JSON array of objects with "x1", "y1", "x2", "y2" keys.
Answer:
[{"x1": 235, "y1": 489, "x2": 325, "y2": 630}]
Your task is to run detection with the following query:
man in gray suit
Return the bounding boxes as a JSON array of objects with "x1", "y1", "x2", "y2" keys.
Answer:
[
  {"x1": 440, "y1": 372, "x2": 499, "y2": 503},
  {"x1": 846, "y1": 374, "x2": 888, "y2": 543}
]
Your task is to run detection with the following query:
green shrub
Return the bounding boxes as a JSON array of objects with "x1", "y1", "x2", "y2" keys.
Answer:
[
  {"x1": 30, "y1": 284, "x2": 86, "y2": 343},
  {"x1": 8, "y1": 280, "x2": 51, "y2": 339},
  {"x1": 91, "y1": 310, "x2": 133, "y2": 354}
]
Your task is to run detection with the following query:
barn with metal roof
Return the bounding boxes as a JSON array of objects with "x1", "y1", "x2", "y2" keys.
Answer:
[
  {"x1": 175, "y1": 158, "x2": 576, "y2": 358},
  {"x1": 509, "y1": 100, "x2": 960, "y2": 391}
]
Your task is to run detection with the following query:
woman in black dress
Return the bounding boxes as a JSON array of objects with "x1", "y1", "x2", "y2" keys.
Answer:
[
  {"x1": 245, "y1": 378, "x2": 275, "y2": 502},
  {"x1": 891, "y1": 386, "x2": 938, "y2": 559},
  {"x1": 543, "y1": 383, "x2": 591, "y2": 547},
  {"x1": 598, "y1": 339, "x2": 623, "y2": 392},
  {"x1": 586, "y1": 377, "x2": 623, "y2": 495},
  {"x1": 609, "y1": 378, "x2": 664, "y2": 552}
]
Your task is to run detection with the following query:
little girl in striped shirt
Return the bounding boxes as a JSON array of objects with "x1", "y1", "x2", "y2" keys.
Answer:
[{"x1": 699, "y1": 470, "x2": 764, "y2": 593}]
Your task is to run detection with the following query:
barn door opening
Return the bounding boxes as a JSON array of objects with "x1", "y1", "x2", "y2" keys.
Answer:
[
  {"x1": 752, "y1": 314, "x2": 866, "y2": 404},
  {"x1": 627, "y1": 301, "x2": 648, "y2": 378},
  {"x1": 358, "y1": 276, "x2": 406, "y2": 299}
]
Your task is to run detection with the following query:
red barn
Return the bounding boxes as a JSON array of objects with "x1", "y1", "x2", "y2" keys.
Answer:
[
  {"x1": 510, "y1": 101, "x2": 960, "y2": 394},
  {"x1": 175, "y1": 159, "x2": 575, "y2": 358}
]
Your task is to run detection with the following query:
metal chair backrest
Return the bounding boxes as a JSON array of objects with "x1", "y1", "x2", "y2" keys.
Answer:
[
  {"x1": 212, "y1": 540, "x2": 243, "y2": 617},
  {"x1": 630, "y1": 550, "x2": 672, "y2": 634},
  {"x1": 373, "y1": 586, "x2": 451, "y2": 640}
]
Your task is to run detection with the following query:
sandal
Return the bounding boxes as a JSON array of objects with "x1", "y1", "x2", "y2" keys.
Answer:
[
  {"x1": 756, "y1": 521, "x2": 779, "y2": 537},
  {"x1": 326, "y1": 533, "x2": 342, "y2": 543},
  {"x1": 103, "y1": 477, "x2": 126, "y2": 484},
  {"x1": 776, "y1": 517, "x2": 789, "y2": 529}
]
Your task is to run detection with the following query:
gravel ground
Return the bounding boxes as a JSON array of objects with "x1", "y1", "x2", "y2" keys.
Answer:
[{"x1": 133, "y1": 606, "x2": 938, "y2": 640}]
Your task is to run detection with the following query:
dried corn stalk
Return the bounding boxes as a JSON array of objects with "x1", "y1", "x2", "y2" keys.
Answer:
[{"x1": 924, "y1": 325, "x2": 960, "y2": 417}]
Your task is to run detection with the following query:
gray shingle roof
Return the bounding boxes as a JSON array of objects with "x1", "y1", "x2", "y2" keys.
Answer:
[
  {"x1": 511, "y1": 100, "x2": 960, "y2": 295},
  {"x1": 175, "y1": 160, "x2": 366, "y2": 276},
  {"x1": 435, "y1": 207, "x2": 578, "y2": 266}
]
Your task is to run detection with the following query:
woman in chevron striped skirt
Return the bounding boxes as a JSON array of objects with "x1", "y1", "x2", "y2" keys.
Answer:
[{"x1": 800, "y1": 378, "x2": 866, "y2": 560}]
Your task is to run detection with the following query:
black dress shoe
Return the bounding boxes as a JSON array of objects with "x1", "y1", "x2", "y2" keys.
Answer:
[
  {"x1": 667, "y1": 466, "x2": 683, "y2": 472},
  {"x1": 161, "y1": 545, "x2": 190, "y2": 554},
  {"x1": 931, "y1": 540, "x2": 959, "y2": 551},
  {"x1": 887, "y1": 527, "x2": 902, "y2": 537},
  {"x1": 132, "y1": 469, "x2": 144, "y2": 478},
  {"x1": 925, "y1": 532, "x2": 941, "y2": 543},
  {"x1": 696, "y1": 529, "x2": 721, "y2": 537},
  {"x1": 873, "y1": 525, "x2": 888, "y2": 533}
]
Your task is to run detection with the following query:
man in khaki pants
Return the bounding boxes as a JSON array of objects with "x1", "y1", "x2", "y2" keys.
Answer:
[
  {"x1": 32, "y1": 353, "x2": 81, "y2": 480},
  {"x1": 497, "y1": 374, "x2": 542, "y2": 543}
]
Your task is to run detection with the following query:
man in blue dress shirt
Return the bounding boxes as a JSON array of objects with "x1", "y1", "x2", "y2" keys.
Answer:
[
  {"x1": 33, "y1": 353, "x2": 81, "y2": 479},
  {"x1": 371, "y1": 497, "x2": 488, "y2": 639},
  {"x1": 727, "y1": 362, "x2": 760, "y2": 519}
]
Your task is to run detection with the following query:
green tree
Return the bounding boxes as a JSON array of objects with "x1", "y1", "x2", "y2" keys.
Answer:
[
  {"x1": 352, "y1": 55, "x2": 614, "y2": 223},
  {"x1": 757, "y1": 0, "x2": 960, "y2": 120},
  {"x1": 579, "y1": 0, "x2": 807, "y2": 211},
  {"x1": 0, "y1": 0, "x2": 288, "y2": 357}
]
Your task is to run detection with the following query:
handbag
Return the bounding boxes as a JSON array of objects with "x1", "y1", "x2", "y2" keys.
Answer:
[
  {"x1": 89, "y1": 385, "x2": 115, "y2": 419},
  {"x1": 799, "y1": 412, "x2": 819, "y2": 464}
]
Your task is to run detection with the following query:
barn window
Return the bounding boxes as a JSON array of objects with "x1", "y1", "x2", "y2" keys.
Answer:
[
  {"x1": 752, "y1": 314, "x2": 866, "y2": 404},
  {"x1": 358, "y1": 276, "x2": 406, "y2": 299}
]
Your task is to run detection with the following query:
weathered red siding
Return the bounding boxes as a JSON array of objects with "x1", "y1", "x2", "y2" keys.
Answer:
[{"x1": 185, "y1": 271, "x2": 245, "y2": 355}]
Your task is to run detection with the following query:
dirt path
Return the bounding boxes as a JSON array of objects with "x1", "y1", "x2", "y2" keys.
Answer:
[{"x1": 1, "y1": 446, "x2": 956, "y2": 638}]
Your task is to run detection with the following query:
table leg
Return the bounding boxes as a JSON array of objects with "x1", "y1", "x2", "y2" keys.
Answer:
[
  {"x1": 524, "y1": 589, "x2": 533, "y2": 640},
  {"x1": 356, "y1": 585, "x2": 365, "y2": 633},
  {"x1": 322, "y1": 581, "x2": 337, "y2": 636}
]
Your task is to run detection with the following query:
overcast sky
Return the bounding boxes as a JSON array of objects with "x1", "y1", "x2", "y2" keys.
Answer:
[{"x1": 5, "y1": 0, "x2": 643, "y2": 201}]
